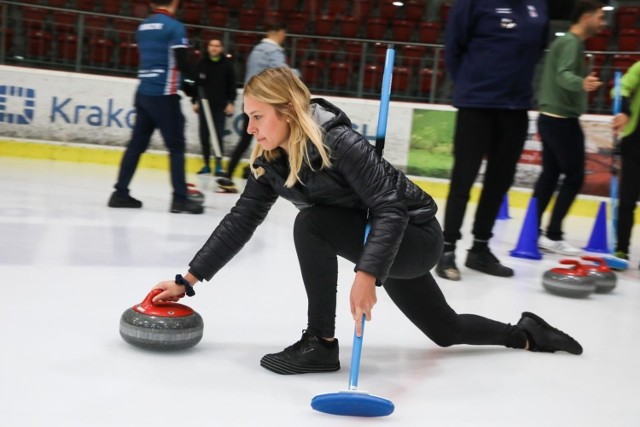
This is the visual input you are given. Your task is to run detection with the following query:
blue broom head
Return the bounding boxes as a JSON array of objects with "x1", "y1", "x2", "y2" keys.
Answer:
[{"x1": 311, "y1": 391, "x2": 394, "y2": 417}]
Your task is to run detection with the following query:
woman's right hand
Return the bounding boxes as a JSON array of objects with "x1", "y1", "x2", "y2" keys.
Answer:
[{"x1": 152, "y1": 273, "x2": 198, "y2": 302}]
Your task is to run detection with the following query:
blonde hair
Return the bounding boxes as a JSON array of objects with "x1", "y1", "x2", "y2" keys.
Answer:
[{"x1": 245, "y1": 67, "x2": 331, "y2": 187}]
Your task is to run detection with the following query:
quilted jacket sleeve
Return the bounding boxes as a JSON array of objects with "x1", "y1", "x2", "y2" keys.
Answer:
[
  {"x1": 330, "y1": 126, "x2": 409, "y2": 282},
  {"x1": 188, "y1": 175, "x2": 279, "y2": 281}
]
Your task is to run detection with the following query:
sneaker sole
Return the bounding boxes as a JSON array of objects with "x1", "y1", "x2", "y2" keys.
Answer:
[
  {"x1": 520, "y1": 312, "x2": 583, "y2": 355},
  {"x1": 260, "y1": 354, "x2": 340, "y2": 375},
  {"x1": 216, "y1": 186, "x2": 238, "y2": 194},
  {"x1": 436, "y1": 267, "x2": 461, "y2": 281},
  {"x1": 465, "y1": 262, "x2": 514, "y2": 277}
]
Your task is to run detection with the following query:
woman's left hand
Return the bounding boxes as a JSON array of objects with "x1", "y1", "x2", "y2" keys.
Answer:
[{"x1": 350, "y1": 271, "x2": 377, "y2": 337}]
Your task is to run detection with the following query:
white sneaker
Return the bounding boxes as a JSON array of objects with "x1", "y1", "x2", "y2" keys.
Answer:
[{"x1": 538, "y1": 236, "x2": 583, "y2": 256}]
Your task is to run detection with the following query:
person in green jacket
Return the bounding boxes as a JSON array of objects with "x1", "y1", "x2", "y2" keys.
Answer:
[
  {"x1": 533, "y1": 0, "x2": 605, "y2": 255},
  {"x1": 612, "y1": 60, "x2": 640, "y2": 268}
]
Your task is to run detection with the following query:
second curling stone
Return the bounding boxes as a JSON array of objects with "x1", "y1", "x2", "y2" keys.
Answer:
[{"x1": 542, "y1": 259, "x2": 595, "y2": 298}]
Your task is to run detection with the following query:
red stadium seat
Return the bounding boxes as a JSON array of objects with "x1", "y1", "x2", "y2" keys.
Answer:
[
  {"x1": 181, "y1": 2, "x2": 205, "y2": 25},
  {"x1": 392, "y1": 20, "x2": 415, "y2": 42},
  {"x1": 238, "y1": 9, "x2": 260, "y2": 30},
  {"x1": 131, "y1": 1, "x2": 150, "y2": 18},
  {"x1": 226, "y1": 0, "x2": 245, "y2": 8},
  {"x1": 365, "y1": 18, "x2": 387, "y2": 40},
  {"x1": 352, "y1": 0, "x2": 374, "y2": 19},
  {"x1": 101, "y1": 1, "x2": 122, "y2": 14},
  {"x1": 419, "y1": 68, "x2": 444, "y2": 94},
  {"x1": 404, "y1": 0, "x2": 425, "y2": 20},
  {"x1": 612, "y1": 54, "x2": 640, "y2": 73},
  {"x1": 418, "y1": 21, "x2": 440, "y2": 44},
  {"x1": 315, "y1": 15, "x2": 335, "y2": 37},
  {"x1": 439, "y1": 2, "x2": 452, "y2": 25},
  {"x1": 114, "y1": 18, "x2": 140, "y2": 42},
  {"x1": 339, "y1": 16, "x2": 360, "y2": 38},
  {"x1": 200, "y1": 29, "x2": 224, "y2": 45},
  {"x1": 1, "y1": 27, "x2": 13, "y2": 54},
  {"x1": 278, "y1": 0, "x2": 298, "y2": 13},
  {"x1": 292, "y1": 37, "x2": 313, "y2": 61},
  {"x1": 380, "y1": 2, "x2": 400, "y2": 20},
  {"x1": 234, "y1": 32, "x2": 259, "y2": 58},
  {"x1": 52, "y1": 11, "x2": 78, "y2": 34},
  {"x1": 617, "y1": 29, "x2": 640, "y2": 52},
  {"x1": 27, "y1": 30, "x2": 52, "y2": 58},
  {"x1": 316, "y1": 39, "x2": 340, "y2": 62},
  {"x1": 363, "y1": 63, "x2": 381, "y2": 91},
  {"x1": 287, "y1": 12, "x2": 309, "y2": 34},
  {"x1": 75, "y1": 0, "x2": 94, "y2": 11},
  {"x1": 57, "y1": 33, "x2": 78, "y2": 61},
  {"x1": 47, "y1": 0, "x2": 68, "y2": 6},
  {"x1": 391, "y1": 66, "x2": 411, "y2": 93},
  {"x1": 585, "y1": 30, "x2": 611, "y2": 51},
  {"x1": 83, "y1": 15, "x2": 108, "y2": 39},
  {"x1": 301, "y1": 59, "x2": 322, "y2": 86},
  {"x1": 327, "y1": 0, "x2": 348, "y2": 16},
  {"x1": 207, "y1": 6, "x2": 229, "y2": 27},
  {"x1": 329, "y1": 61, "x2": 350, "y2": 88},
  {"x1": 22, "y1": 7, "x2": 48, "y2": 32},
  {"x1": 263, "y1": 10, "x2": 284, "y2": 26},
  {"x1": 88, "y1": 38, "x2": 115, "y2": 66},
  {"x1": 119, "y1": 41, "x2": 139, "y2": 68},
  {"x1": 615, "y1": 6, "x2": 639, "y2": 30},
  {"x1": 400, "y1": 44, "x2": 427, "y2": 68}
]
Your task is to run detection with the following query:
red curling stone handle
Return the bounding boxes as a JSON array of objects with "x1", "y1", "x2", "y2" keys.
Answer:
[{"x1": 132, "y1": 289, "x2": 194, "y2": 317}]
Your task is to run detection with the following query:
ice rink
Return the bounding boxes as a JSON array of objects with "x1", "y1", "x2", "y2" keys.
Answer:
[{"x1": 1, "y1": 156, "x2": 639, "y2": 426}]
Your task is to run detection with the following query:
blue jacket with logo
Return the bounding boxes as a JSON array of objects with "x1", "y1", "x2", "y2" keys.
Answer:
[{"x1": 445, "y1": 0, "x2": 549, "y2": 110}]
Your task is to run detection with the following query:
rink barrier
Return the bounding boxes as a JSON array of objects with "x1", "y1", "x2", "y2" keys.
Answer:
[{"x1": 0, "y1": 136, "x2": 628, "y2": 221}]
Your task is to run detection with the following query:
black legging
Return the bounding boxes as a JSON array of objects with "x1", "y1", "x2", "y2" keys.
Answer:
[
  {"x1": 616, "y1": 124, "x2": 640, "y2": 254},
  {"x1": 293, "y1": 206, "x2": 527, "y2": 349},
  {"x1": 533, "y1": 114, "x2": 585, "y2": 240},
  {"x1": 197, "y1": 105, "x2": 226, "y2": 168}
]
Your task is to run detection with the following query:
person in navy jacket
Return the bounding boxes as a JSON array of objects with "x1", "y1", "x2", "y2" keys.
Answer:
[{"x1": 437, "y1": 0, "x2": 554, "y2": 281}]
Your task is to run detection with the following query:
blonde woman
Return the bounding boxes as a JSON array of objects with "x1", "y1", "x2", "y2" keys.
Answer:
[{"x1": 151, "y1": 67, "x2": 582, "y2": 375}]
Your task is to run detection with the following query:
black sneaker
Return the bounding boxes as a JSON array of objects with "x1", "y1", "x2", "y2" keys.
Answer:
[
  {"x1": 108, "y1": 191, "x2": 142, "y2": 208},
  {"x1": 170, "y1": 198, "x2": 204, "y2": 214},
  {"x1": 436, "y1": 251, "x2": 461, "y2": 281},
  {"x1": 216, "y1": 177, "x2": 238, "y2": 194},
  {"x1": 517, "y1": 312, "x2": 583, "y2": 355},
  {"x1": 260, "y1": 330, "x2": 340, "y2": 375},
  {"x1": 465, "y1": 248, "x2": 514, "y2": 277}
]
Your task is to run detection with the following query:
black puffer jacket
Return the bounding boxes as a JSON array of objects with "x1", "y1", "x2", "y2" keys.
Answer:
[{"x1": 189, "y1": 99, "x2": 438, "y2": 283}]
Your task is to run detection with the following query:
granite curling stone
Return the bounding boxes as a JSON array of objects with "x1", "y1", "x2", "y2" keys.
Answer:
[
  {"x1": 120, "y1": 289, "x2": 204, "y2": 350},
  {"x1": 542, "y1": 259, "x2": 595, "y2": 298},
  {"x1": 580, "y1": 255, "x2": 617, "y2": 294},
  {"x1": 187, "y1": 183, "x2": 205, "y2": 205}
]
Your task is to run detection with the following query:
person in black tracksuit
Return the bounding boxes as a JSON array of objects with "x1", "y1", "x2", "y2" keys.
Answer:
[
  {"x1": 437, "y1": 0, "x2": 577, "y2": 281},
  {"x1": 150, "y1": 67, "x2": 582, "y2": 376},
  {"x1": 192, "y1": 38, "x2": 237, "y2": 176}
]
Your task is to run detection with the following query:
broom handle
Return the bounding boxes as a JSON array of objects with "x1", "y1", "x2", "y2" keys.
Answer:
[
  {"x1": 610, "y1": 71, "x2": 622, "y2": 253},
  {"x1": 348, "y1": 45, "x2": 395, "y2": 391}
]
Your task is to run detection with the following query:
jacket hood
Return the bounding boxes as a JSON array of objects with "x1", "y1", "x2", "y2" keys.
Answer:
[{"x1": 310, "y1": 98, "x2": 352, "y2": 133}]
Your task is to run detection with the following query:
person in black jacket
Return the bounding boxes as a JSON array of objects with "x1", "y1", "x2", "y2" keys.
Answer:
[
  {"x1": 192, "y1": 38, "x2": 237, "y2": 176},
  {"x1": 437, "y1": 0, "x2": 569, "y2": 281},
  {"x1": 151, "y1": 67, "x2": 582, "y2": 375}
]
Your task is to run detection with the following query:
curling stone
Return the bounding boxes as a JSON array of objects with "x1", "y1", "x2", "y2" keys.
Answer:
[
  {"x1": 542, "y1": 259, "x2": 595, "y2": 298},
  {"x1": 580, "y1": 255, "x2": 617, "y2": 294},
  {"x1": 120, "y1": 289, "x2": 204, "y2": 350},
  {"x1": 187, "y1": 183, "x2": 205, "y2": 205}
]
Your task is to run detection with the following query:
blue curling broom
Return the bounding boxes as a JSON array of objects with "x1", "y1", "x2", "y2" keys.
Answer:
[
  {"x1": 311, "y1": 45, "x2": 396, "y2": 418},
  {"x1": 603, "y1": 71, "x2": 629, "y2": 271}
]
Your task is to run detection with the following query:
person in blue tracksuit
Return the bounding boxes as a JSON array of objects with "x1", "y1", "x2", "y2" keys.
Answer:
[
  {"x1": 437, "y1": 0, "x2": 551, "y2": 281},
  {"x1": 108, "y1": 0, "x2": 203, "y2": 214}
]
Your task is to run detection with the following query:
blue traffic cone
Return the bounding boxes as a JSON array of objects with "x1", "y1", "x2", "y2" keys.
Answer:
[
  {"x1": 510, "y1": 197, "x2": 543, "y2": 260},
  {"x1": 497, "y1": 193, "x2": 511, "y2": 220},
  {"x1": 583, "y1": 201, "x2": 610, "y2": 253}
]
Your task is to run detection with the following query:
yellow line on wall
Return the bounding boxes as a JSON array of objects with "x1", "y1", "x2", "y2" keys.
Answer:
[{"x1": 1, "y1": 138, "x2": 636, "y2": 221}]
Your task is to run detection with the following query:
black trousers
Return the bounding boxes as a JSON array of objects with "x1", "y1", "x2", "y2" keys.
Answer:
[
  {"x1": 293, "y1": 206, "x2": 526, "y2": 349},
  {"x1": 443, "y1": 108, "x2": 529, "y2": 243},
  {"x1": 225, "y1": 112, "x2": 253, "y2": 179},
  {"x1": 533, "y1": 114, "x2": 585, "y2": 240},
  {"x1": 197, "y1": 103, "x2": 226, "y2": 168},
  {"x1": 616, "y1": 124, "x2": 640, "y2": 253},
  {"x1": 115, "y1": 93, "x2": 187, "y2": 200}
]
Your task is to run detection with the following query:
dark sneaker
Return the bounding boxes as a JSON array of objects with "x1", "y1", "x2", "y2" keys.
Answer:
[
  {"x1": 214, "y1": 164, "x2": 225, "y2": 177},
  {"x1": 260, "y1": 330, "x2": 340, "y2": 375},
  {"x1": 436, "y1": 251, "x2": 461, "y2": 281},
  {"x1": 465, "y1": 248, "x2": 514, "y2": 277},
  {"x1": 517, "y1": 312, "x2": 583, "y2": 355},
  {"x1": 216, "y1": 177, "x2": 238, "y2": 194},
  {"x1": 197, "y1": 165, "x2": 211, "y2": 175},
  {"x1": 170, "y1": 198, "x2": 204, "y2": 214},
  {"x1": 108, "y1": 192, "x2": 142, "y2": 208}
]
